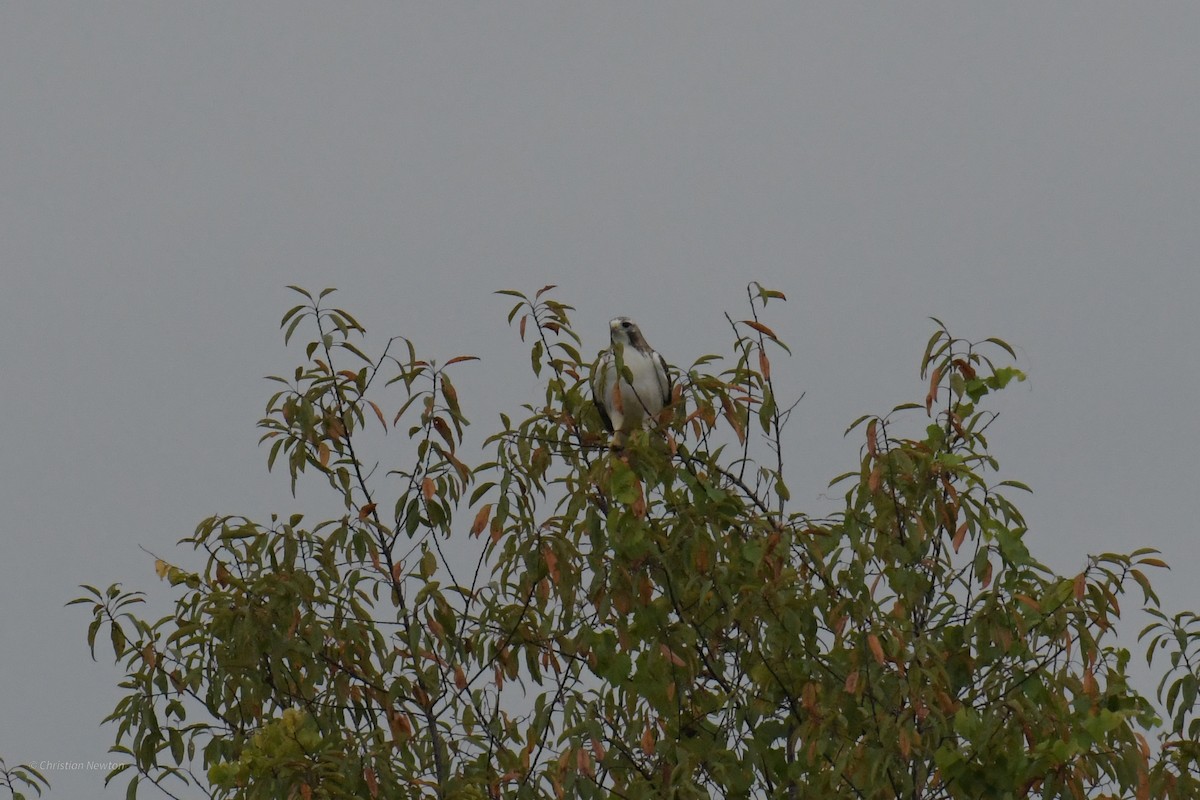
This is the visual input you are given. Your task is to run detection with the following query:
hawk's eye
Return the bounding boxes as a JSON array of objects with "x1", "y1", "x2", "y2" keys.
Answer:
[{"x1": 621, "y1": 321, "x2": 632, "y2": 329}]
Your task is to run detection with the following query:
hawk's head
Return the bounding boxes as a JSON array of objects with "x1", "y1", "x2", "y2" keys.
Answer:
[{"x1": 609, "y1": 317, "x2": 650, "y2": 351}]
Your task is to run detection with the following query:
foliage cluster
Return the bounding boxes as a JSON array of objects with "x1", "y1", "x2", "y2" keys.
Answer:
[{"x1": 10, "y1": 284, "x2": 1196, "y2": 799}]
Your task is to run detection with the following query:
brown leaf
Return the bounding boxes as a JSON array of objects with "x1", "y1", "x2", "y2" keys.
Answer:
[
  {"x1": 422, "y1": 477, "x2": 436, "y2": 502},
  {"x1": 639, "y1": 574, "x2": 653, "y2": 605},
  {"x1": 216, "y1": 562, "x2": 231, "y2": 587},
  {"x1": 454, "y1": 664, "x2": 467, "y2": 691},
  {"x1": 590, "y1": 737, "x2": 606, "y2": 762},
  {"x1": 358, "y1": 503, "x2": 377, "y2": 520},
  {"x1": 364, "y1": 767, "x2": 379, "y2": 799},
  {"x1": 470, "y1": 504, "x2": 492, "y2": 537},
  {"x1": 318, "y1": 441, "x2": 331, "y2": 468},
  {"x1": 640, "y1": 723, "x2": 656, "y2": 756},
  {"x1": 1073, "y1": 572, "x2": 1086, "y2": 601},
  {"x1": 519, "y1": 314, "x2": 528, "y2": 341},
  {"x1": 142, "y1": 643, "x2": 157, "y2": 669},
  {"x1": 843, "y1": 669, "x2": 859, "y2": 694},
  {"x1": 925, "y1": 366, "x2": 942, "y2": 415},
  {"x1": 866, "y1": 419, "x2": 878, "y2": 457},
  {"x1": 444, "y1": 355, "x2": 479, "y2": 366}
]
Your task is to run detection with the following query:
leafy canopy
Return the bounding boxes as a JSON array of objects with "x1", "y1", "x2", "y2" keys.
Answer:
[{"x1": 45, "y1": 284, "x2": 1200, "y2": 799}]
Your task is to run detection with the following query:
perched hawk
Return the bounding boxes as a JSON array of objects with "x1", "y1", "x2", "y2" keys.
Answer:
[{"x1": 591, "y1": 317, "x2": 672, "y2": 448}]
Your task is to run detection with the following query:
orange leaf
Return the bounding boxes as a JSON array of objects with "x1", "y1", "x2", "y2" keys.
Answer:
[
  {"x1": 364, "y1": 767, "x2": 379, "y2": 799},
  {"x1": 1073, "y1": 572, "x2": 1086, "y2": 601},
  {"x1": 367, "y1": 400, "x2": 388, "y2": 431},
  {"x1": 543, "y1": 546, "x2": 560, "y2": 584},
  {"x1": 867, "y1": 634, "x2": 885, "y2": 665},
  {"x1": 660, "y1": 643, "x2": 685, "y2": 667},
  {"x1": 866, "y1": 418, "x2": 878, "y2": 457},
  {"x1": 318, "y1": 441, "x2": 331, "y2": 468},
  {"x1": 590, "y1": 737, "x2": 606, "y2": 762},
  {"x1": 1014, "y1": 594, "x2": 1041, "y2": 612},
  {"x1": 952, "y1": 521, "x2": 968, "y2": 553},
  {"x1": 470, "y1": 504, "x2": 492, "y2": 537},
  {"x1": 454, "y1": 664, "x2": 467, "y2": 690},
  {"x1": 358, "y1": 503, "x2": 377, "y2": 520},
  {"x1": 422, "y1": 477, "x2": 435, "y2": 502},
  {"x1": 445, "y1": 355, "x2": 479, "y2": 366},
  {"x1": 844, "y1": 669, "x2": 859, "y2": 694},
  {"x1": 868, "y1": 464, "x2": 882, "y2": 493},
  {"x1": 743, "y1": 320, "x2": 779, "y2": 340},
  {"x1": 758, "y1": 348, "x2": 771, "y2": 380}
]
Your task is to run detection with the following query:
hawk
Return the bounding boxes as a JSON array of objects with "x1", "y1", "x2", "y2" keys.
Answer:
[{"x1": 591, "y1": 316, "x2": 672, "y2": 448}]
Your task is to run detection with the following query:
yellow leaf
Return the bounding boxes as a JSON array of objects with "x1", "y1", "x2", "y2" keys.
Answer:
[{"x1": 154, "y1": 559, "x2": 170, "y2": 580}]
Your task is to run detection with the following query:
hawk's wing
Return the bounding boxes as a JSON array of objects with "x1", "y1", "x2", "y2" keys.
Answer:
[
  {"x1": 653, "y1": 351, "x2": 672, "y2": 408},
  {"x1": 591, "y1": 350, "x2": 615, "y2": 433}
]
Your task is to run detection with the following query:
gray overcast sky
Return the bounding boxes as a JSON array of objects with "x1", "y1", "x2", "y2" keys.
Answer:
[{"x1": 2, "y1": 4, "x2": 1198, "y2": 795}]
